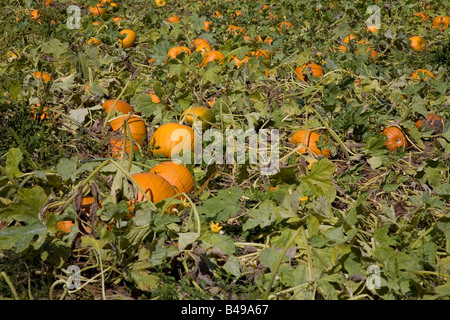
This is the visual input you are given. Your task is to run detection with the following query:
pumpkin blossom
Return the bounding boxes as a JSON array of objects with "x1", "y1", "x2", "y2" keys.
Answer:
[{"x1": 210, "y1": 221, "x2": 223, "y2": 233}]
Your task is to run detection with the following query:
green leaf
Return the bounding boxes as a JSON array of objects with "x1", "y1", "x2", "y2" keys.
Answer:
[
  {"x1": 203, "y1": 65, "x2": 222, "y2": 84},
  {"x1": 0, "y1": 186, "x2": 48, "y2": 252},
  {"x1": 80, "y1": 235, "x2": 108, "y2": 252},
  {"x1": 132, "y1": 94, "x2": 163, "y2": 118},
  {"x1": 5, "y1": 148, "x2": 23, "y2": 179},
  {"x1": 223, "y1": 256, "x2": 241, "y2": 278},
  {"x1": 200, "y1": 233, "x2": 236, "y2": 256},
  {"x1": 242, "y1": 200, "x2": 276, "y2": 231},
  {"x1": 56, "y1": 157, "x2": 77, "y2": 181},
  {"x1": 129, "y1": 248, "x2": 160, "y2": 292},
  {"x1": 197, "y1": 187, "x2": 243, "y2": 221},
  {"x1": 178, "y1": 232, "x2": 200, "y2": 250},
  {"x1": 259, "y1": 247, "x2": 290, "y2": 271},
  {"x1": 300, "y1": 158, "x2": 335, "y2": 197}
]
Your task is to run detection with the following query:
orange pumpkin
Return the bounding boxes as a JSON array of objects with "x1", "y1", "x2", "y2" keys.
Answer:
[
  {"x1": 277, "y1": 21, "x2": 294, "y2": 32},
  {"x1": 87, "y1": 38, "x2": 101, "y2": 46},
  {"x1": 181, "y1": 106, "x2": 215, "y2": 129},
  {"x1": 432, "y1": 15, "x2": 450, "y2": 31},
  {"x1": 31, "y1": 104, "x2": 51, "y2": 120},
  {"x1": 411, "y1": 69, "x2": 434, "y2": 81},
  {"x1": 414, "y1": 12, "x2": 430, "y2": 22},
  {"x1": 149, "y1": 161, "x2": 194, "y2": 195},
  {"x1": 130, "y1": 173, "x2": 177, "y2": 211},
  {"x1": 200, "y1": 50, "x2": 225, "y2": 67},
  {"x1": 167, "y1": 46, "x2": 192, "y2": 60},
  {"x1": 290, "y1": 129, "x2": 331, "y2": 157},
  {"x1": 110, "y1": 138, "x2": 139, "y2": 158},
  {"x1": 343, "y1": 34, "x2": 358, "y2": 44},
  {"x1": 167, "y1": 15, "x2": 181, "y2": 23},
  {"x1": 203, "y1": 21, "x2": 212, "y2": 31},
  {"x1": 150, "y1": 123, "x2": 194, "y2": 158},
  {"x1": 32, "y1": 72, "x2": 53, "y2": 83},
  {"x1": 228, "y1": 55, "x2": 249, "y2": 68},
  {"x1": 102, "y1": 99, "x2": 133, "y2": 114},
  {"x1": 89, "y1": 3, "x2": 106, "y2": 16},
  {"x1": 409, "y1": 36, "x2": 427, "y2": 51},
  {"x1": 195, "y1": 42, "x2": 212, "y2": 55},
  {"x1": 56, "y1": 221, "x2": 75, "y2": 234},
  {"x1": 226, "y1": 25, "x2": 245, "y2": 35},
  {"x1": 381, "y1": 126, "x2": 408, "y2": 152},
  {"x1": 415, "y1": 113, "x2": 444, "y2": 129},
  {"x1": 108, "y1": 115, "x2": 147, "y2": 146},
  {"x1": 118, "y1": 29, "x2": 136, "y2": 48},
  {"x1": 295, "y1": 62, "x2": 324, "y2": 81}
]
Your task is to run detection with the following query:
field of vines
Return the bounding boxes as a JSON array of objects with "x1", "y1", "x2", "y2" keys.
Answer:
[{"x1": 0, "y1": 0, "x2": 449, "y2": 302}]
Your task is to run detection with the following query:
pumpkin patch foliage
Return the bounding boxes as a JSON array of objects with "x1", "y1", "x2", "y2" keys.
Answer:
[{"x1": 0, "y1": 0, "x2": 448, "y2": 301}]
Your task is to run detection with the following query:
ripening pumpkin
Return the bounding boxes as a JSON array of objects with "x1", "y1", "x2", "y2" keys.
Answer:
[
  {"x1": 130, "y1": 173, "x2": 177, "y2": 209},
  {"x1": 195, "y1": 42, "x2": 212, "y2": 55},
  {"x1": 381, "y1": 126, "x2": 408, "y2": 152},
  {"x1": 366, "y1": 25, "x2": 379, "y2": 32},
  {"x1": 149, "y1": 161, "x2": 194, "y2": 195},
  {"x1": 295, "y1": 62, "x2": 324, "y2": 81},
  {"x1": 181, "y1": 106, "x2": 215, "y2": 129},
  {"x1": 31, "y1": 104, "x2": 51, "y2": 120},
  {"x1": 411, "y1": 69, "x2": 434, "y2": 81},
  {"x1": 108, "y1": 115, "x2": 147, "y2": 146},
  {"x1": 147, "y1": 91, "x2": 161, "y2": 103},
  {"x1": 4, "y1": 50, "x2": 20, "y2": 61},
  {"x1": 118, "y1": 29, "x2": 136, "y2": 48},
  {"x1": 102, "y1": 99, "x2": 133, "y2": 114},
  {"x1": 228, "y1": 55, "x2": 249, "y2": 68},
  {"x1": 290, "y1": 129, "x2": 331, "y2": 157},
  {"x1": 167, "y1": 46, "x2": 192, "y2": 60},
  {"x1": 432, "y1": 15, "x2": 450, "y2": 31},
  {"x1": 30, "y1": 9, "x2": 41, "y2": 20},
  {"x1": 87, "y1": 38, "x2": 101, "y2": 46},
  {"x1": 44, "y1": 0, "x2": 53, "y2": 5},
  {"x1": 56, "y1": 221, "x2": 75, "y2": 234},
  {"x1": 150, "y1": 123, "x2": 195, "y2": 158},
  {"x1": 154, "y1": 0, "x2": 166, "y2": 7},
  {"x1": 167, "y1": 15, "x2": 181, "y2": 23},
  {"x1": 89, "y1": 3, "x2": 106, "y2": 16},
  {"x1": 204, "y1": 21, "x2": 212, "y2": 31},
  {"x1": 277, "y1": 21, "x2": 294, "y2": 32},
  {"x1": 200, "y1": 50, "x2": 225, "y2": 67},
  {"x1": 409, "y1": 36, "x2": 427, "y2": 51},
  {"x1": 32, "y1": 71, "x2": 53, "y2": 83},
  {"x1": 256, "y1": 35, "x2": 273, "y2": 45},
  {"x1": 343, "y1": 34, "x2": 358, "y2": 44},
  {"x1": 414, "y1": 12, "x2": 430, "y2": 22},
  {"x1": 112, "y1": 16, "x2": 123, "y2": 25},
  {"x1": 192, "y1": 38, "x2": 209, "y2": 47},
  {"x1": 226, "y1": 25, "x2": 245, "y2": 35},
  {"x1": 110, "y1": 138, "x2": 139, "y2": 158},
  {"x1": 415, "y1": 113, "x2": 444, "y2": 129}
]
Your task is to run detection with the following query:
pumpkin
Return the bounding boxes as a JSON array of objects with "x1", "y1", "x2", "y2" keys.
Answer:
[
  {"x1": 154, "y1": 0, "x2": 166, "y2": 7},
  {"x1": 4, "y1": 50, "x2": 20, "y2": 61},
  {"x1": 80, "y1": 196, "x2": 102, "y2": 214},
  {"x1": 102, "y1": 99, "x2": 133, "y2": 114},
  {"x1": 226, "y1": 25, "x2": 245, "y2": 35},
  {"x1": 33, "y1": 71, "x2": 53, "y2": 83},
  {"x1": 381, "y1": 126, "x2": 408, "y2": 152},
  {"x1": 411, "y1": 69, "x2": 434, "y2": 81},
  {"x1": 295, "y1": 62, "x2": 324, "y2": 81},
  {"x1": 192, "y1": 38, "x2": 209, "y2": 47},
  {"x1": 228, "y1": 55, "x2": 249, "y2": 68},
  {"x1": 432, "y1": 15, "x2": 450, "y2": 31},
  {"x1": 89, "y1": 3, "x2": 106, "y2": 16},
  {"x1": 112, "y1": 16, "x2": 123, "y2": 25},
  {"x1": 149, "y1": 161, "x2": 194, "y2": 195},
  {"x1": 277, "y1": 21, "x2": 294, "y2": 32},
  {"x1": 290, "y1": 129, "x2": 331, "y2": 157},
  {"x1": 44, "y1": 0, "x2": 53, "y2": 5},
  {"x1": 409, "y1": 36, "x2": 427, "y2": 51},
  {"x1": 195, "y1": 42, "x2": 212, "y2": 55},
  {"x1": 56, "y1": 221, "x2": 75, "y2": 234},
  {"x1": 30, "y1": 9, "x2": 41, "y2": 20},
  {"x1": 147, "y1": 91, "x2": 161, "y2": 103},
  {"x1": 167, "y1": 46, "x2": 192, "y2": 60},
  {"x1": 366, "y1": 25, "x2": 379, "y2": 32},
  {"x1": 414, "y1": 12, "x2": 430, "y2": 22},
  {"x1": 212, "y1": 11, "x2": 222, "y2": 18},
  {"x1": 256, "y1": 36, "x2": 273, "y2": 45},
  {"x1": 200, "y1": 50, "x2": 225, "y2": 67},
  {"x1": 108, "y1": 115, "x2": 147, "y2": 146},
  {"x1": 181, "y1": 106, "x2": 215, "y2": 129},
  {"x1": 118, "y1": 29, "x2": 136, "y2": 48},
  {"x1": 110, "y1": 138, "x2": 139, "y2": 158},
  {"x1": 167, "y1": 15, "x2": 181, "y2": 23},
  {"x1": 415, "y1": 113, "x2": 444, "y2": 129},
  {"x1": 250, "y1": 49, "x2": 271, "y2": 59},
  {"x1": 204, "y1": 21, "x2": 212, "y2": 31},
  {"x1": 130, "y1": 173, "x2": 177, "y2": 211},
  {"x1": 343, "y1": 34, "x2": 357, "y2": 44},
  {"x1": 87, "y1": 38, "x2": 101, "y2": 45},
  {"x1": 150, "y1": 123, "x2": 195, "y2": 158},
  {"x1": 31, "y1": 104, "x2": 51, "y2": 120}
]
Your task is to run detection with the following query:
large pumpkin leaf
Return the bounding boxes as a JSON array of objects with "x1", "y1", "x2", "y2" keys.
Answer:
[{"x1": 0, "y1": 186, "x2": 48, "y2": 253}]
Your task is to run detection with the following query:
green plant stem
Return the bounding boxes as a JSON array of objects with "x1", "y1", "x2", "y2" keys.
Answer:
[
  {"x1": 1, "y1": 271, "x2": 19, "y2": 300},
  {"x1": 261, "y1": 226, "x2": 303, "y2": 300}
]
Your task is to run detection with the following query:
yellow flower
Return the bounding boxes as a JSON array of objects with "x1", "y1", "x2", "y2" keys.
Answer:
[
  {"x1": 299, "y1": 196, "x2": 308, "y2": 202},
  {"x1": 210, "y1": 221, "x2": 223, "y2": 233},
  {"x1": 308, "y1": 159, "x2": 318, "y2": 170}
]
